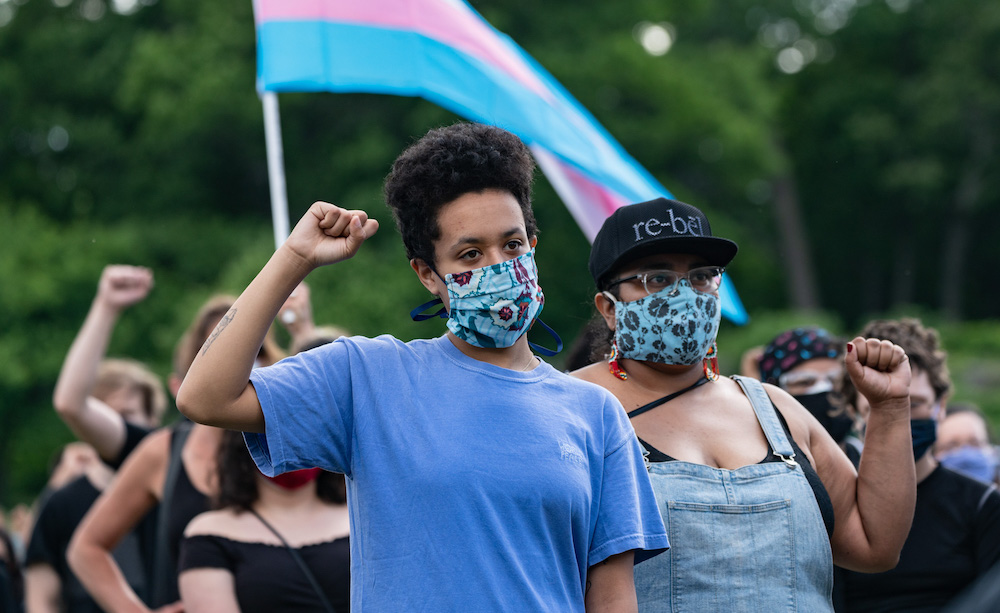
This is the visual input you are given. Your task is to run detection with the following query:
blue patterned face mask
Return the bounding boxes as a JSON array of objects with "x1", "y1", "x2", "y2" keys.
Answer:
[
  {"x1": 604, "y1": 281, "x2": 721, "y2": 365},
  {"x1": 410, "y1": 250, "x2": 561, "y2": 355}
]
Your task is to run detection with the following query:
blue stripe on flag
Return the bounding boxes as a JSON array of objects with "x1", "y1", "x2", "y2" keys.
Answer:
[{"x1": 258, "y1": 21, "x2": 664, "y2": 204}]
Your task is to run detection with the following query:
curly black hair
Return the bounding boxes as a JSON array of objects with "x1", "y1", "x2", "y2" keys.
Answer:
[
  {"x1": 384, "y1": 122, "x2": 537, "y2": 267},
  {"x1": 837, "y1": 317, "x2": 952, "y2": 413},
  {"x1": 213, "y1": 429, "x2": 346, "y2": 512}
]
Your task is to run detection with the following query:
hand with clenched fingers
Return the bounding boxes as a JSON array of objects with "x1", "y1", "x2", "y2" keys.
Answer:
[
  {"x1": 283, "y1": 201, "x2": 380, "y2": 270},
  {"x1": 845, "y1": 337, "x2": 911, "y2": 408}
]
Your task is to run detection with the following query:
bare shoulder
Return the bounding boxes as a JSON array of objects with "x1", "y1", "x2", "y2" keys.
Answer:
[
  {"x1": 110, "y1": 426, "x2": 174, "y2": 500},
  {"x1": 569, "y1": 361, "x2": 605, "y2": 384},
  {"x1": 184, "y1": 509, "x2": 245, "y2": 538},
  {"x1": 566, "y1": 362, "x2": 627, "y2": 409}
]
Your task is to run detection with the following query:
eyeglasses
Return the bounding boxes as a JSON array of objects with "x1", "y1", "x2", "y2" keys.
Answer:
[
  {"x1": 778, "y1": 369, "x2": 840, "y2": 395},
  {"x1": 607, "y1": 266, "x2": 724, "y2": 295}
]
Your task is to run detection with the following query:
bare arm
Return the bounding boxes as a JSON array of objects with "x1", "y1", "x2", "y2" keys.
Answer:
[
  {"x1": 24, "y1": 564, "x2": 61, "y2": 613},
  {"x1": 179, "y1": 569, "x2": 240, "y2": 613},
  {"x1": 68, "y1": 429, "x2": 169, "y2": 613},
  {"x1": 53, "y1": 265, "x2": 153, "y2": 461},
  {"x1": 177, "y1": 202, "x2": 378, "y2": 432},
  {"x1": 585, "y1": 551, "x2": 637, "y2": 613},
  {"x1": 806, "y1": 338, "x2": 914, "y2": 572}
]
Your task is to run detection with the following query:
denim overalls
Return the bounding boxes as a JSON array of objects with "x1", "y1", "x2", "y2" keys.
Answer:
[{"x1": 632, "y1": 375, "x2": 834, "y2": 612}]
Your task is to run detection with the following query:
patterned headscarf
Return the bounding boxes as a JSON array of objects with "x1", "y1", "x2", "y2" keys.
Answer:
[{"x1": 759, "y1": 326, "x2": 842, "y2": 385}]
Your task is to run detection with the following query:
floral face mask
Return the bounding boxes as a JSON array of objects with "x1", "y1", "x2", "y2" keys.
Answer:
[
  {"x1": 604, "y1": 280, "x2": 721, "y2": 365},
  {"x1": 411, "y1": 250, "x2": 561, "y2": 355}
]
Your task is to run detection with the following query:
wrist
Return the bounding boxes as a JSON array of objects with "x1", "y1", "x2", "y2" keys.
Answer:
[
  {"x1": 275, "y1": 243, "x2": 317, "y2": 279},
  {"x1": 92, "y1": 297, "x2": 123, "y2": 319},
  {"x1": 867, "y1": 395, "x2": 910, "y2": 417}
]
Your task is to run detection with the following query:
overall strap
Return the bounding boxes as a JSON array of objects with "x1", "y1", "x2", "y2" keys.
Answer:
[
  {"x1": 150, "y1": 419, "x2": 193, "y2": 606},
  {"x1": 731, "y1": 375, "x2": 798, "y2": 467},
  {"x1": 250, "y1": 508, "x2": 337, "y2": 613}
]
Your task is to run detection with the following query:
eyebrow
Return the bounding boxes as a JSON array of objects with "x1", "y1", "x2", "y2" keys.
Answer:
[{"x1": 449, "y1": 227, "x2": 525, "y2": 250}]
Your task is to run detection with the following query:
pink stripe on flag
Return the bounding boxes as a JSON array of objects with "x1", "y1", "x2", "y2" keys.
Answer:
[
  {"x1": 531, "y1": 145, "x2": 631, "y2": 242},
  {"x1": 254, "y1": 0, "x2": 553, "y2": 100}
]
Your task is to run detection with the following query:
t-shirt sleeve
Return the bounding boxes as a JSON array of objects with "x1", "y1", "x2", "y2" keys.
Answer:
[
  {"x1": 973, "y1": 484, "x2": 1000, "y2": 573},
  {"x1": 588, "y1": 392, "x2": 669, "y2": 566},
  {"x1": 177, "y1": 534, "x2": 235, "y2": 573},
  {"x1": 244, "y1": 339, "x2": 357, "y2": 477}
]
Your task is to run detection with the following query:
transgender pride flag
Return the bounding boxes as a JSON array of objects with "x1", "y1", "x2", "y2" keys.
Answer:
[{"x1": 252, "y1": 0, "x2": 747, "y2": 323}]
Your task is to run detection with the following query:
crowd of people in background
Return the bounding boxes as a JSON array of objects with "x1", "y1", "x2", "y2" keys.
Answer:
[{"x1": 1, "y1": 122, "x2": 998, "y2": 612}]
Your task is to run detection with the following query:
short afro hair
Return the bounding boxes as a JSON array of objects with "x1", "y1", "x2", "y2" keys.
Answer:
[{"x1": 384, "y1": 122, "x2": 537, "y2": 267}]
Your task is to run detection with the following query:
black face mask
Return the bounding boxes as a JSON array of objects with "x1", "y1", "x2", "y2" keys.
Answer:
[{"x1": 794, "y1": 392, "x2": 853, "y2": 444}]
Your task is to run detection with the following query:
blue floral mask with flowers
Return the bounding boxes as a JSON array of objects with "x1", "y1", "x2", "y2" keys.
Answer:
[
  {"x1": 411, "y1": 250, "x2": 561, "y2": 355},
  {"x1": 604, "y1": 281, "x2": 721, "y2": 365}
]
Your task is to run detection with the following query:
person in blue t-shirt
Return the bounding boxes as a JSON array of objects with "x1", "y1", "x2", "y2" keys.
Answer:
[{"x1": 177, "y1": 122, "x2": 668, "y2": 612}]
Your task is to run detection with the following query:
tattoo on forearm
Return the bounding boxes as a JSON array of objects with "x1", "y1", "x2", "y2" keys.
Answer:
[{"x1": 201, "y1": 308, "x2": 236, "y2": 356}]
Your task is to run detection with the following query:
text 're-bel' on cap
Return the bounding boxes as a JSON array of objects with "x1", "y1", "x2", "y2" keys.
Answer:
[{"x1": 588, "y1": 197, "x2": 739, "y2": 288}]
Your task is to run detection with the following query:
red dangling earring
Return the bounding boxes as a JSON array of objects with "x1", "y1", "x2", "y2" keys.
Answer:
[
  {"x1": 608, "y1": 338, "x2": 628, "y2": 380},
  {"x1": 703, "y1": 342, "x2": 720, "y2": 381}
]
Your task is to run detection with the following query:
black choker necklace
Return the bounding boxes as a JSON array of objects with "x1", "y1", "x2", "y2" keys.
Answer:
[{"x1": 626, "y1": 376, "x2": 711, "y2": 418}]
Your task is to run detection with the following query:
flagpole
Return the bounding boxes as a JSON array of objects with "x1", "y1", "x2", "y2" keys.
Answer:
[{"x1": 261, "y1": 90, "x2": 290, "y2": 249}]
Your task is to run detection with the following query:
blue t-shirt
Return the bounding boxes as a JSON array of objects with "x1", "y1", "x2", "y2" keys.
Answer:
[{"x1": 246, "y1": 334, "x2": 667, "y2": 611}]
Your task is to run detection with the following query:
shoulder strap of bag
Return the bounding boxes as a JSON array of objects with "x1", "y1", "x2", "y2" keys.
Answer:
[
  {"x1": 250, "y1": 508, "x2": 337, "y2": 613},
  {"x1": 150, "y1": 419, "x2": 193, "y2": 606}
]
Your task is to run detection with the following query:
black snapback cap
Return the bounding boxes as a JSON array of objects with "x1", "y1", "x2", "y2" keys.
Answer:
[{"x1": 588, "y1": 197, "x2": 738, "y2": 288}]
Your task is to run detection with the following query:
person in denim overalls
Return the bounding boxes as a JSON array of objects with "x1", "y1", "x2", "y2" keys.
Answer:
[{"x1": 573, "y1": 197, "x2": 916, "y2": 612}]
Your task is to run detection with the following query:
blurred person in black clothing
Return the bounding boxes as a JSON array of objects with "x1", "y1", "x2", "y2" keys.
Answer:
[
  {"x1": 67, "y1": 294, "x2": 284, "y2": 613},
  {"x1": 26, "y1": 357, "x2": 164, "y2": 612},
  {"x1": 178, "y1": 430, "x2": 350, "y2": 613},
  {"x1": 1, "y1": 525, "x2": 24, "y2": 613},
  {"x1": 53, "y1": 265, "x2": 167, "y2": 467},
  {"x1": 839, "y1": 318, "x2": 1000, "y2": 612}
]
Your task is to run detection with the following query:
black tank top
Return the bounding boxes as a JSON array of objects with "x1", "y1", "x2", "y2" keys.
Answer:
[
  {"x1": 166, "y1": 450, "x2": 210, "y2": 568},
  {"x1": 638, "y1": 408, "x2": 835, "y2": 537},
  {"x1": 156, "y1": 427, "x2": 211, "y2": 605}
]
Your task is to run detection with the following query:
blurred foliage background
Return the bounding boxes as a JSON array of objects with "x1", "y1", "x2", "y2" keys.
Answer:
[{"x1": 1, "y1": 0, "x2": 999, "y2": 504}]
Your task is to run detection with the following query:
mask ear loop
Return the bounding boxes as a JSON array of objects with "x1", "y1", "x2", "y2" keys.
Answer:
[
  {"x1": 411, "y1": 264, "x2": 451, "y2": 321},
  {"x1": 410, "y1": 298, "x2": 448, "y2": 321},
  {"x1": 527, "y1": 318, "x2": 563, "y2": 357}
]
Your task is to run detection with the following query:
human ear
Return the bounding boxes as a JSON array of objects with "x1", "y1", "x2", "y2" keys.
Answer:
[
  {"x1": 529, "y1": 236, "x2": 537, "y2": 249},
  {"x1": 410, "y1": 259, "x2": 440, "y2": 296},
  {"x1": 594, "y1": 292, "x2": 616, "y2": 331}
]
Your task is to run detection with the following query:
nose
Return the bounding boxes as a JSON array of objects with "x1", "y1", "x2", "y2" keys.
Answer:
[
  {"x1": 481, "y1": 247, "x2": 512, "y2": 268},
  {"x1": 667, "y1": 278, "x2": 690, "y2": 297}
]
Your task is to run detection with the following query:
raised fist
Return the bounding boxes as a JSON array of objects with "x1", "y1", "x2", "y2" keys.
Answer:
[
  {"x1": 96, "y1": 265, "x2": 154, "y2": 311},
  {"x1": 845, "y1": 337, "x2": 911, "y2": 408}
]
